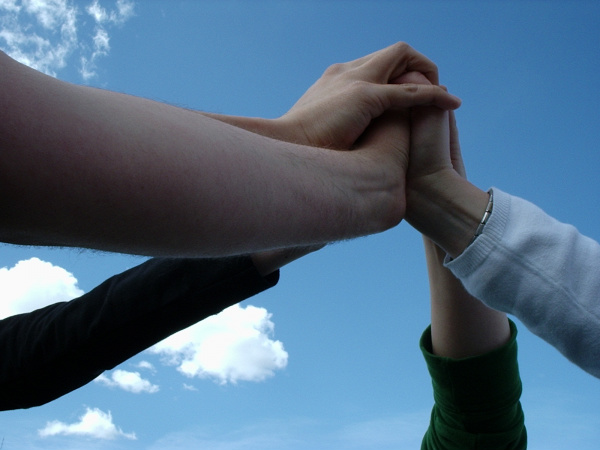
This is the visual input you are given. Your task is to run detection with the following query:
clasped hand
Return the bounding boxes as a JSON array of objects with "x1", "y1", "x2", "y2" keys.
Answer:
[
  {"x1": 236, "y1": 42, "x2": 465, "y2": 273},
  {"x1": 210, "y1": 41, "x2": 462, "y2": 223}
]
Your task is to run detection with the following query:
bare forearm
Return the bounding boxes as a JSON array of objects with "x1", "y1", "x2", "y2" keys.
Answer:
[
  {"x1": 417, "y1": 170, "x2": 511, "y2": 358},
  {"x1": 424, "y1": 237, "x2": 510, "y2": 359},
  {"x1": 0, "y1": 53, "x2": 397, "y2": 256}
]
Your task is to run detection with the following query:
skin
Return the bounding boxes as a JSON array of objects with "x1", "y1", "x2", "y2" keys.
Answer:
[
  {"x1": 0, "y1": 43, "x2": 460, "y2": 259},
  {"x1": 256, "y1": 68, "x2": 510, "y2": 360},
  {"x1": 419, "y1": 111, "x2": 510, "y2": 357},
  {"x1": 207, "y1": 44, "x2": 461, "y2": 274},
  {"x1": 404, "y1": 104, "x2": 490, "y2": 259},
  {"x1": 397, "y1": 71, "x2": 509, "y2": 356}
]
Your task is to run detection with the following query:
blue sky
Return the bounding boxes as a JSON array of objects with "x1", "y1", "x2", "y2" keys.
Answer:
[{"x1": 0, "y1": 0, "x2": 599, "y2": 449}]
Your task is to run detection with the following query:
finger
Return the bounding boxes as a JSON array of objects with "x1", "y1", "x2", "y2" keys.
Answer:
[
  {"x1": 449, "y1": 111, "x2": 467, "y2": 178},
  {"x1": 393, "y1": 70, "x2": 431, "y2": 86},
  {"x1": 375, "y1": 83, "x2": 462, "y2": 111},
  {"x1": 360, "y1": 42, "x2": 440, "y2": 85}
]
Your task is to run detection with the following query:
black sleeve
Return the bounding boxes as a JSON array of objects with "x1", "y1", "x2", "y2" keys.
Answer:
[{"x1": 0, "y1": 257, "x2": 279, "y2": 410}]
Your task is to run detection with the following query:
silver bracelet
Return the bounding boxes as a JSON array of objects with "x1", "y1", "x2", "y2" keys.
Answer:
[{"x1": 468, "y1": 189, "x2": 494, "y2": 247}]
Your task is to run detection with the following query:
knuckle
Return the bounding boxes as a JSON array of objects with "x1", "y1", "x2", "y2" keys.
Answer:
[
  {"x1": 401, "y1": 83, "x2": 420, "y2": 94},
  {"x1": 323, "y1": 62, "x2": 346, "y2": 77},
  {"x1": 348, "y1": 81, "x2": 385, "y2": 110},
  {"x1": 391, "y1": 41, "x2": 411, "y2": 54},
  {"x1": 348, "y1": 79, "x2": 370, "y2": 94}
]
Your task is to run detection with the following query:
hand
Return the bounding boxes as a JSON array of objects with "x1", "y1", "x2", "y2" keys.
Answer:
[
  {"x1": 249, "y1": 107, "x2": 412, "y2": 276},
  {"x1": 399, "y1": 74, "x2": 489, "y2": 257},
  {"x1": 203, "y1": 44, "x2": 459, "y2": 272},
  {"x1": 204, "y1": 42, "x2": 460, "y2": 150},
  {"x1": 278, "y1": 42, "x2": 461, "y2": 149}
]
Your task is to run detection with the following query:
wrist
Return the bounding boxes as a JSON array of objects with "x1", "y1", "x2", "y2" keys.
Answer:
[{"x1": 406, "y1": 169, "x2": 489, "y2": 258}]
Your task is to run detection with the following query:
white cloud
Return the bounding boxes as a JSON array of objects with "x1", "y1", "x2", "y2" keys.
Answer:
[
  {"x1": 81, "y1": 0, "x2": 134, "y2": 80},
  {"x1": 150, "y1": 304, "x2": 288, "y2": 385},
  {"x1": 136, "y1": 360, "x2": 156, "y2": 371},
  {"x1": 38, "y1": 407, "x2": 136, "y2": 440},
  {"x1": 0, "y1": 0, "x2": 21, "y2": 13},
  {"x1": 95, "y1": 369, "x2": 159, "y2": 394},
  {"x1": 115, "y1": 0, "x2": 134, "y2": 21},
  {"x1": 0, "y1": 0, "x2": 135, "y2": 80},
  {"x1": 0, "y1": 257, "x2": 83, "y2": 319},
  {"x1": 22, "y1": 0, "x2": 77, "y2": 30},
  {"x1": 87, "y1": 0, "x2": 134, "y2": 25},
  {"x1": 0, "y1": 0, "x2": 78, "y2": 76}
]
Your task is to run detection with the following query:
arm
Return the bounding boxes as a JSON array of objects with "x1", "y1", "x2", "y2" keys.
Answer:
[
  {"x1": 0, "y1": 43, "x2": 459, "y2": 258},
  {"x1": 424, "y1": 239, "x2": 511, "y2": 359},
  {"x1": 416, "y1": 107, "x2": 510, "y2": 358},
  {"x1": 404, "y1": 96, "x2": 600, "y2": 378},
  {"x1": 0, "y1": 256, "x2": 278, "y2": 410},
  {"x1": 446, "y1": 188, "x2": 600, "y2": 379},
  {"x1": 400, "y1": 92, "x2": 525, "y2": 448},
  {"x1": 422, "y1": 231, "x2": 526, "y2": 450}
]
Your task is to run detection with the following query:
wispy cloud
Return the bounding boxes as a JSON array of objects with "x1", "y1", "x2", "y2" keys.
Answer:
[
  {"x1": 149, "y1": 304, "x2": 289, "y2": 385},
  {"x1": 0, "y1": 0, "x2": 135, "y2": 80},
  {"x1": 95, "y1": 369, "x2": 159, "y2": 394},
  {"x1": 0, "y1": 257, "x2": 83, "y2": 319},
  {"x1": 86, "y1": 0, "x2": 134, "y2": 25},
  {"x1": 135, "y1": 360, "x2": 156, "y2": 372},
  {"x1": 80, "y1": 0, "x2": 135, "y2": 80},
  {"x1": 38, "y1": 407, "x2": 136, "y2": 440}
]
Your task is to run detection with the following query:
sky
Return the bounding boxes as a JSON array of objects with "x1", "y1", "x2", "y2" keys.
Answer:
[{"x1": 0, "y1": 0, "x2": 599, "y2": 449}]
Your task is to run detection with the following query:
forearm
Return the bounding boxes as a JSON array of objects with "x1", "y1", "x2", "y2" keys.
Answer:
[
  {"x1": 0, "y1": 53, "x2": 396, "y2": 256},
  {"x1": 0, "y1": 256, "x2": 278, "y2": 410},
  {"x1": 424, "y1": 238, "x2": 510, "y2": 359}
]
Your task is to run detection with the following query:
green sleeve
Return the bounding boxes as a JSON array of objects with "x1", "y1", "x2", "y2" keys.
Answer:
[{"x1": 420, "y1": 320, "x2": 527, "y2": 450}]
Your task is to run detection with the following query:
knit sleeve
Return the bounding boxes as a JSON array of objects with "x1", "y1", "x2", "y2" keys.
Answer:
[
  {"x1": 420, "y1": 320, "x2": 527, "y2": 450},
  {"x1": 446, "y1": 188, "x2": 600, "y2": 378}
]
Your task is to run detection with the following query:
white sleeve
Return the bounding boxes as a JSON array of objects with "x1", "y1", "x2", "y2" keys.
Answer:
[{"x1": 445, "y1": 188, "x2": 600, "y2": 378}]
